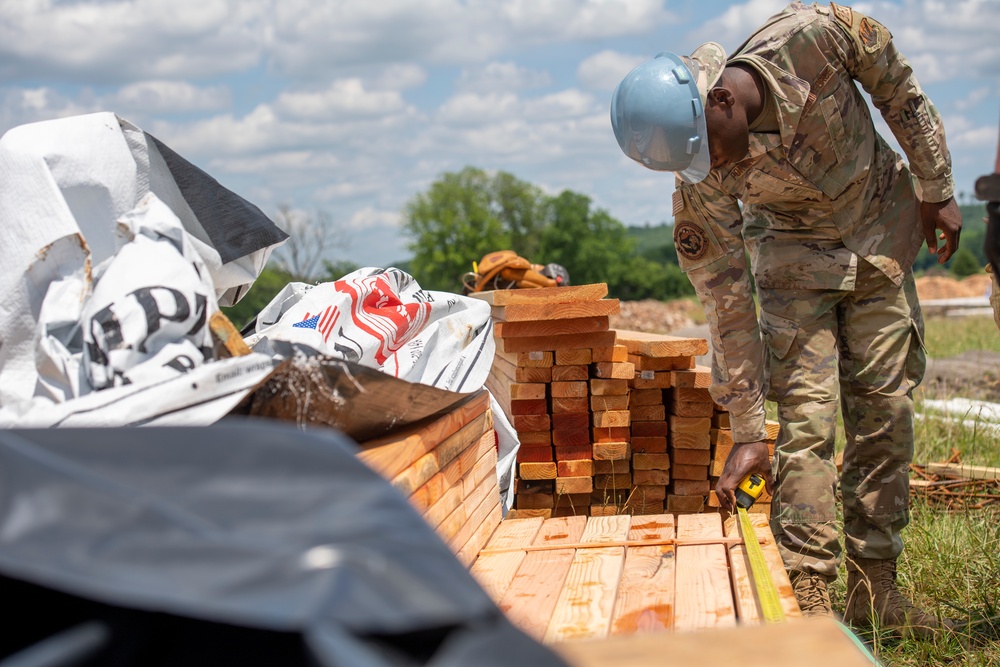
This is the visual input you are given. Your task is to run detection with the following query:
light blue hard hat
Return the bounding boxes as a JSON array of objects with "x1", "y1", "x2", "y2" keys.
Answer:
[{"x1": 611, "y1": 44, "x2": 725, "y2": 184}]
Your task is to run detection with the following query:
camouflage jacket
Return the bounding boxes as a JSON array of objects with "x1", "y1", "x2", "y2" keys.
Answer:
[{"x1": 673, "y1": 2, "x2": 954, "y2": 443}]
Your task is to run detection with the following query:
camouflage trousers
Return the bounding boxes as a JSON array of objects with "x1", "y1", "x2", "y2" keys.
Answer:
[{"x1": 758, "y1": 259, "x2": 924, "y2": 578}]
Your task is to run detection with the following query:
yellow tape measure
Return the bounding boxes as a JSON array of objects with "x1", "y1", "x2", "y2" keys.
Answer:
[{"x1": 737, "y1": 505, "x2": 785, "y2": 623}]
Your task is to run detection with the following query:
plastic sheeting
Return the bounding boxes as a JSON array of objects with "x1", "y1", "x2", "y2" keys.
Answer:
[{"x1": 0, "y1": 421, "x2": 565, "y2": 667}]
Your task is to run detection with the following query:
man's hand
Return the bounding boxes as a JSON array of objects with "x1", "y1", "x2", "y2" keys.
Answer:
[
  {"x1": 921, "y1": 197, "x2": 962, "y2": 263},
  {"x1": 715, "y1": 441, "x2": 773, "y2": 512}
]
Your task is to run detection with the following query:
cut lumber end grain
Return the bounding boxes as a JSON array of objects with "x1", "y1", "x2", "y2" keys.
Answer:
[
  {"x1": 593, "y1": 441, "x2": 631, "y2": 461},
  {"x1": 670, "y1": 366, "x2": 712, "y2": 389},
  {"x1": 613, "y1": 329, "x2": 710, "y2": 358},
  {"x1": 469, "y1": 283, "x2": 609, "y2": 306},
  {"x1": 555, "y1": 476, "x2": 594, "y2": 495}
]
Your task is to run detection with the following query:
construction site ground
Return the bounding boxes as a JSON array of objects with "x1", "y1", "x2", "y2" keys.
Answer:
[{"x1": 610, "y1": 273, "x2": 1000, "y2": 402}]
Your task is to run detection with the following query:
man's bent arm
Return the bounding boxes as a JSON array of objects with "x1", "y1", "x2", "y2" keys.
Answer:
[{"x1": 673, "y1": 177, "x2": 767, "y2": 444}]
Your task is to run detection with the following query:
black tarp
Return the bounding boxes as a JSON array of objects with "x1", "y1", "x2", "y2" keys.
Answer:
[{"x1": 0, "y1": 421, "x2": 566, "y2": 667}]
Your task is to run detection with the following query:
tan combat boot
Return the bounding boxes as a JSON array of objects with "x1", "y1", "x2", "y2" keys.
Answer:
[
  {"x1": 789, "y1": 570, "x2": 834, "y2": 617},
  {"x1": 845, "y1": 557, "x2": 954, "y2": 638}
]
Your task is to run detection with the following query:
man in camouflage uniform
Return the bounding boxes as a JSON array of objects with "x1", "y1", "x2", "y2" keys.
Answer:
[{"x1": 611, "y1": 2, "x2": 962, "y2": 633}]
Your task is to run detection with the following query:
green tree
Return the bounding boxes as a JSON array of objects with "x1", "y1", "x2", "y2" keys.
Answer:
[
  {"x1": 402, "y1": 167, "x2": 548, "y2": 292},
  {"x1": 537, "y1": 191, "x2": 639, "y2": 296},
  {"x1": 949, "y1": 247, "x2": 981, "y2": 278}
]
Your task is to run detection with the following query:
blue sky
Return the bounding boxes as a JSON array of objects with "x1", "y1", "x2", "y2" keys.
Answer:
[{"x1": 2, "y1": 0, "x2": 998, "y2": 270}]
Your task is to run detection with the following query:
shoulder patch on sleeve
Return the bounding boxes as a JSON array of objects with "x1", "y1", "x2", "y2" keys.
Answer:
[
  {"x1": 830, "y1": 2, "x2": 853, "y2": 27},
  {"x1": 672, "y1": 189, "x2": 684, "y2": 216},
  {"x1": 858, "y1": 16, "x2": 888, "y2": 53},
  {"x1": 674, "y1": 222, "x2": 710, "y2": 261}
]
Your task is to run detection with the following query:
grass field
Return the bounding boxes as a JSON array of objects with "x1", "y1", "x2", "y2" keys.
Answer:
[{"x1": 830, "y1": 315, "x2": 1000, "y2": 665}]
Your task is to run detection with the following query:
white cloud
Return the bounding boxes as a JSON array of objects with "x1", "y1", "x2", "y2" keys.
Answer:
[
  {"x1": 275, "y1": 79, "x2": 413, "y2": 120},
  {"x1": 373, "y1": 64, "x2": 428, "y2": 91},
  {"x1": 110, "y1": 81, "x2": 231, "y2": 114},
  {"x1": 456, "y1": 62, "x2": 552, "y2": 94},
  {"x1": 438, "y1": 93, "x2": 521, "y2": 126},
  {"x1": 578, "y1": 50, "x2": 646, "y2": 91},
  {"x1": 266, "y1": 0, "x2": 672, "y2": 74},
  {"x1": 501, "y1": 0, "x2": 671, "y2": 40},
  {"x1": 692, "y1": 0, "x2": 788, "y2": 51},
  {"x1": 347, "y1": 206, "x2": 401, "y2": 232},
  {"x1": 0, "y1": 0, "x2": 265, "y2": 82}
]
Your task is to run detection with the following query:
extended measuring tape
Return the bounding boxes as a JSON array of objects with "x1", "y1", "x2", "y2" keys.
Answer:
[{"x1": 735, "y1": 474, "x2": 785, "y2": 623}]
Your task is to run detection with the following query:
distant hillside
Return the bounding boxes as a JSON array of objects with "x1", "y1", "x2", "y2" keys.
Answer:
[{"x1": 626, "y1": 223, "x2": 679, "y2": 264}]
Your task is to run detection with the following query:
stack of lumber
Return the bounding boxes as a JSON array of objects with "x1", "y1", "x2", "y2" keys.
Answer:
[
  {"x1": 468, "y1": 511, "x2": 801, "y2": 644},
  {"x1": 615, "y1": 330, "x2": 707, "y2": 515},
  {"x1": 355, "y1": 389, "x2": 501, "y2": 566},
  {"x1": 666, "y1": 364, "x2": 714, "y2": 513},
  {"x1": 477, "y1": 284, "x2": 621, "y2": 519},
  {"x1": 707, "y1": 415, "x2": 780, "y2": 517}
]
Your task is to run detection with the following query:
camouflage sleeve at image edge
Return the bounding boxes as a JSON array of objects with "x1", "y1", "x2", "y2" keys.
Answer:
[
  {"x1": 827, "y1": 1, "x2": 954, "y2": 202},
  {"x1": 673, "y1": 178, "x2": 769, "y2": 444}
]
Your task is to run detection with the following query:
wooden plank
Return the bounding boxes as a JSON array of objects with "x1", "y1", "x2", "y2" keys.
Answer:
[
  {"x1": 632, "y1": 453, "x2": 670, "y2": 470},
  {"x1": 592, "y1": 362, "x2": 636, "y2": 379},
  {"x1": 630, "y1": 405, "x2": 665, "y2": 422},
  {"x1": 388, "y1": 410, "x2": 494, "y2": 496},
  {"x1": 629, "y1": 372, "x2": 672, "y2": 389},
  {"x1": 495, "y1": 316, "x2": 609, "y2": 339},
  {"x1": 631, "y1": 420, "x2": 667, "y2": 437},
  {"x1": 555, "y1": 476, "x2": 594, "y2": 495},
  {"x1": 613, "y1": 330, "x2": 709, "y2": 358},
  {"x1": 673, "y1": 513, "x2": 737, "y2": 632},
  {"x1": 456, "y1": 501, "x2": 502, "y2": 567},
  {"x1": 593, "y1": 410, "x2": 630, "y2": 428},
  {"x1": 590, "y1": 379, "x2": 629, "y2": 395},
  {"x1": 924, "y1": 462, "x2": 1000, "y2": 480},
  {"x1": 493, "y1": 299, "x2": 620, "y2": 323},
  {"x1": 724, "y1": 513, "x2": 802, "y2": 622},
  {"x1": 666, "y1": 494, "x2": 705, "y2": 513},
  {"x1": 628, "y1": 353, "x2": 695, "y2": 371},
  {"x1": 592, "y1": 345, "x2": 628, "y2": 363},
  {"x1": 551, "y1": 381, "x2": 588, "y2": 398},
  {"x1": 593, "y1": 426, "x2": 631, "y2": 442},
  {"x1": 591, "y1": 394, "x2": 629, "y2": 411},
  {"x1": 552, "y1": 365, "x2": 589, "y2": 381},
  {"x1": 499, "y1": 330, "x2": 617, "y2": 354},
  {"x1": 520, "y1": 462, "x2": 557, "y2": 480},
  {"x1": 631, "y1": 436, "x2": 667, "y2": 453},
  {"x1": 470, "y1": 517, "x2": 546, "y2": 601},
  {"x1": 516, "y1": 493, "x2": 556, "y2": 510},
  {"x1": 511, "y1": 398, "x2": 548, "y2": 415},
  {"x1": 556, "y1": 348, "x2": 594, "y2": 365},
  {"x1": 408, "y1": 429, "x2": 496, "y2": 512},
  {"x1": 506, "y1": 508, "x2": 553, "y2": 519},
  {"x1": 543, "y1": 515, "x2": 632, "y2": 643},
  {"x1": 499, "y1": 516, "x2": 589, "y2": 640},
  {"x1": 517, "y1": 350, "x2": 554, "y2": 367},
  {"x1": 610, "y1": 514, "x2": 676, "y2": 635},
  {"x1": 593, "y1": 441, "x2": 630, "y2": 461},
  {"x1": 552, "y1": 397, "x2": 590, "y2": 414},
  {"x1": 357, "y1": 390, "x2": 490, "y2": 479},
  {"x1": 444, "y1": 473, "x2": 501, "y2": 552},
  {"x1": 558, "y1": 459, "x2": 595, "y2": 477},
  {"x1": 594, "y1": 459, "x2": 630, "y2": 474},
  {"x1": 554, "y1": 617, "x2": 878, "y2": 667},
  {"x1": 469, "y1": 283, "x2": 608, "y2": 306},
  {"x1": 671, "y1": 366, "x2": 712, "y2": 389}
]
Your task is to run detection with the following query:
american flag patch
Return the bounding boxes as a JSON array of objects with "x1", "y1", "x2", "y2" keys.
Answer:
[
  {"x1": 672, "y1": 190, "x2": 684, "y2": 216},
  {"x1": 292, "y1": 305, "x2": 340, "y2": 343}
]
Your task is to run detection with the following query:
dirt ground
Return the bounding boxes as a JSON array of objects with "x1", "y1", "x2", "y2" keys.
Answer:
[
  {"x1": 614, "y1": 273, "x2": 1000, "y2": 401},
  {"x1": 914, "y1": 273, "x2": 993, "y2": 300}
]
